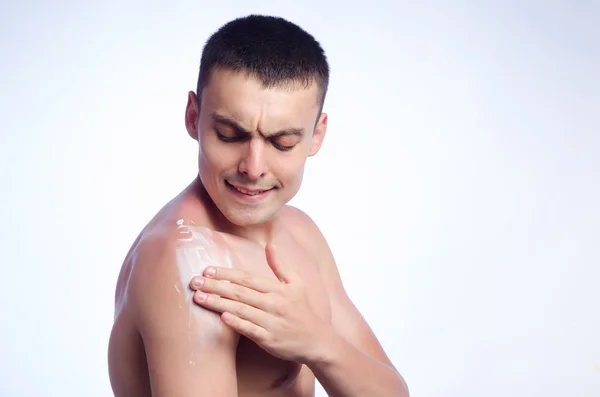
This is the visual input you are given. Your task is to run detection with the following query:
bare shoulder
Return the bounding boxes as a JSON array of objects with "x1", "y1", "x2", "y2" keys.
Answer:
[
  {"x1": 126, "y1": 223, "x2": 178, "y2": 305},
  {"x1": 281, "y1": 205, "x2": 328, "y2": 246},
  {"x1": 281, "y1": 205, "x2": 336, "y2": 270},
  {"x1": 126, "y1": 220, "x2": 234, "y2": 327},
  {"x1": 121, "y1": 220, "x2": 240, "y2": 396},
  {"x1": 281, "y1": 204, "x2": 318, "y2": 227},
  {"x1": 121, "y1": 223, "x2": 181, "y2": 302},
  {"x1": 126, "y1": 223, "x2": 182, "y2": 292}
]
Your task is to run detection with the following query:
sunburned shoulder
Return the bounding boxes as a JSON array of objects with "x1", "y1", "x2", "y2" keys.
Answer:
[
  {"x1": 126, "y1": 219, "x2": 234, "y2": 305},
  {"x1": 125, "y1": 219, "x2": 240, "y2": 342},
  {"x1": 133, "y1": 219, "x2": 228, "y2": 264},
  {"x1": 117, "y1": 220, "x2": 240, "y2": 397}
]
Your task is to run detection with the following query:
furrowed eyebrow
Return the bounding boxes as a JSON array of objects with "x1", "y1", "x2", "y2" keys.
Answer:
[
  {"x1": 210, "y1": 112, "x2": 305, "y2": 138},
  {"x1": 267, "y1": 128, "x2": 305, "y2": 138},
  {"x1": 211, "y1": 112, "x2": 251, "y2": 135}
]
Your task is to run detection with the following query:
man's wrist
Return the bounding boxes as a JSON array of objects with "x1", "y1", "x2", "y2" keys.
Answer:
[{"x1": 303, "y1": 323, "x2": 344, "y2": 369}]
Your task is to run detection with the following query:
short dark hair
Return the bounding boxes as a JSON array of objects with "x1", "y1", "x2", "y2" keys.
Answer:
[{"x1": 197, "y1": 14, "x2": 330, "y2": 109}]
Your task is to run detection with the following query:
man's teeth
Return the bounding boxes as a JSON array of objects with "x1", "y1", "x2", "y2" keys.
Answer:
[{"x1": 234, "y1": 186, "x2": 266, "y2": 195}]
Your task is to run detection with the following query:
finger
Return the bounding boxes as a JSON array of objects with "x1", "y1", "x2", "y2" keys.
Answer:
[
  {"x1": 221, "y1": 312, "x2": 269, "y2": 343},
  {"x1": 193, "y1": 277, "x2": 269, "y2": 310},
  {"x1": 193, "y1": 291, "x2": 271, "y2": 326},
  {"x1": 265, "y1": 243, "x2": 296, "y2": 284},
  {"x1": 201, "y1": 266, "x2": 279, "y2": 293}
]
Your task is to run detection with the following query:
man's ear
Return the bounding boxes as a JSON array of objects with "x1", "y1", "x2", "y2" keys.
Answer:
[
  {"x1": 309, "y1": 112, "x2": 328, "y2": 157},
  {"x1": 185, "y1": 91, "x2": 199, "y2": 140}
]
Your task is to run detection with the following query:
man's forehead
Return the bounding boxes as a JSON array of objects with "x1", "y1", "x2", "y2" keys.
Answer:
[
  {"x1": 201, "y1": 72, "x2": 320, "y2": 129},
  {"x1": 203, "y1": 69, "x2": 321, "y2": 107}
]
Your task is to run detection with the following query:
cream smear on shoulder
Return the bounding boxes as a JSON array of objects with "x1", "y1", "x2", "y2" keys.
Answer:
[{"x1": 174, "y1": 219, "x2": 233, "y2": 358}]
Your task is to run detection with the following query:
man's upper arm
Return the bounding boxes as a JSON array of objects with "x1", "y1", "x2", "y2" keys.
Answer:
[
  {"x1": 129, "y1": 240, "x2": 239, "y2": 397},
  {"x1": 291, "y1": 207, "x2": 396, "y2": 369}
]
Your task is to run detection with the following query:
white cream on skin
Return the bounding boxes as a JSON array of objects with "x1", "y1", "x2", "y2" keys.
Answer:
[{"x1": 174, "y1": 219, "x2": 233, "y2": 361}]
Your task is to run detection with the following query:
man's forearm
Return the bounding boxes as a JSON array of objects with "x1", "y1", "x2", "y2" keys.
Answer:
[{"x1": 306, "y1": 329, "x2": 409, "y2": 397}]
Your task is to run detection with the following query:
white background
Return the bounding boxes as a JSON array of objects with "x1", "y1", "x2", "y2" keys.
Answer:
[{"x1": 1, "y1": 1, "x2": 599, "y2": 396}]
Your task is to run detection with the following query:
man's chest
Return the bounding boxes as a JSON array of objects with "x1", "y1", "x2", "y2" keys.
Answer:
[
  {"x1": 222, "y1": 232, "x2": 331, "y2": 395},
  {"x1": 224, "y1": 231, "x2": 331, "y2": 321}
]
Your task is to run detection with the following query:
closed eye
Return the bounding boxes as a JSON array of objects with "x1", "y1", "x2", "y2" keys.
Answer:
[
  {"x1": 270, "y1": 133, "x2": 300, "y2": 152},
  {"x1": 216, "y1": 129, "x2": 247, "y2": 143},
  {"x1": 216, "y1": 127, "x2": 297, "y2": 151},
  {"x1": 271, "y1": 141, "x2": 295, "y2": 151}
]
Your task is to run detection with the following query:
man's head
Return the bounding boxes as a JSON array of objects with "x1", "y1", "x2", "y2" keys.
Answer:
[{"x1": 185, "y1": 15, "x2": 330, "y2": 227}]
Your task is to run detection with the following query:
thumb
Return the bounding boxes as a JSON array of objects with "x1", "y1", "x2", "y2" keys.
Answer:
[{"x1": 265, "y1": 243, "x2": 294, "y2": 283}]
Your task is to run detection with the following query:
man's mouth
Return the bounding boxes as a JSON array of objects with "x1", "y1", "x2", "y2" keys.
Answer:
[{"x1": 225, "y1": 180, "x2": 275, "y2": 196}]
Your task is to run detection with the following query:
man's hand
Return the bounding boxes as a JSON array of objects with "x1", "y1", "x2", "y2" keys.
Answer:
[{"x1": 189, "y1": 243, "x2": 331, "y2": 364}]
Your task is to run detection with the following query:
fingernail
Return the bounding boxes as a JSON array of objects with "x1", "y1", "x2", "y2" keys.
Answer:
[
  {"x1": 195, "y1": 291, "x2": 207, "y2": 301},
  {"x1": 204, "y1": 267, "x2": 216, "y2": 277},
  {"x1": 192, "y1": 277, "x2": 204, "y2": 287}
]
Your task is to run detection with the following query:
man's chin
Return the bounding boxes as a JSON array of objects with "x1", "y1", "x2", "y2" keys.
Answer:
[{"x1": 219, "y1": 205, "x2": 276, "y2": 228}]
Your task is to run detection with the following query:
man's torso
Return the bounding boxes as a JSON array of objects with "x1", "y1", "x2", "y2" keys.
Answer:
[{"x1": 108, "y1": 197, "x2": 332, "y2": 396}]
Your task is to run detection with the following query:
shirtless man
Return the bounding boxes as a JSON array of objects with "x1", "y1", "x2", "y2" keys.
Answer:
[{"x1": 108, "y1": 14, "x2": 409, "y2": 397}]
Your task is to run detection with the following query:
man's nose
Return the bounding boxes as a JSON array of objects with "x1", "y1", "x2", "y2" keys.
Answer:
[{"x1": 238, "y1": 139, "x2": 267, "y2": 181}]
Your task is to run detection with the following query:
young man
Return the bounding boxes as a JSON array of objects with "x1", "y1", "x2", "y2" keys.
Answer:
[{"x1": 108, "y1": 14, "x2": 409, "y2": 397}]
